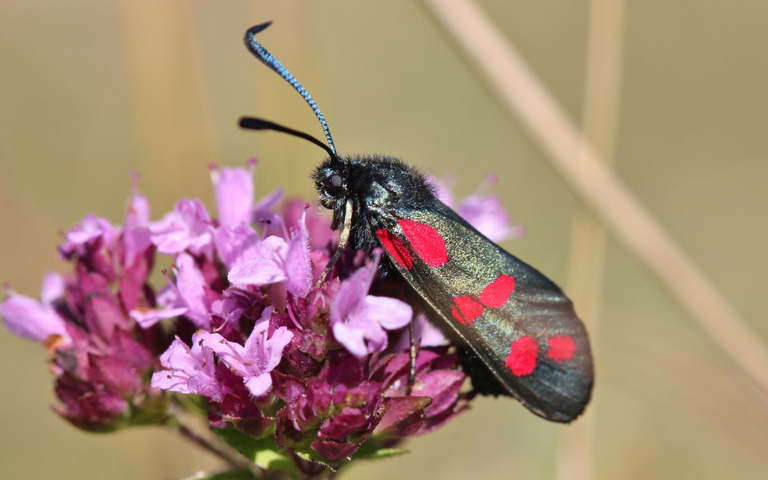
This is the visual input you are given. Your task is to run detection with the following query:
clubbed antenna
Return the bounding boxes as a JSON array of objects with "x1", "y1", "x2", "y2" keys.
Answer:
[
  {"x1": 239, "y1": 117, "x2": 336, "y2": 159},
  {"x1": 244, "y1": 22, "x2": 337, "y2": 156}
]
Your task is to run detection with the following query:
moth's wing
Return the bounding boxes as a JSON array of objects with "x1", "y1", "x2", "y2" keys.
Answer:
[{"x1": 374, "y1": 205, "x2": 593, "y2": 422}]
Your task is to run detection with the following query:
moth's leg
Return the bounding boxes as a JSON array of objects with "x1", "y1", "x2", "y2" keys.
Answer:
[
  {"x1": 315, "y1": 200, "x2": 353, "y2": 287},
  {"x1": 409, "y1": 318, "x2": 417, "y2": 387}
]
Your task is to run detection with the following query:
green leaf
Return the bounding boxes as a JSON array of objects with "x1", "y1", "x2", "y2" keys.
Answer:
[
  {"x1": 352, "y1": 443, "x2": 410, "y2": 461},
  {"x1": 293, "y1": 449, "x2": 346, "y2": 472},
  {"x1": 173, "y1": 392, "x2": 210, "y2": 418},
  {"x1": 196, "y1": 467, "x2": 258, "y2": 480},
  {"x1": 213, "y1": 428, "x2": 298, "y2": 474},
  {"x1": 293, "y1": 441, "x2": 409, "y2": 472}
]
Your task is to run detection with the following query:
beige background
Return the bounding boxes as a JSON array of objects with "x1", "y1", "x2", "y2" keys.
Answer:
[{"x1": 1, "y1": 1, "x2": 767, "y2": 479}]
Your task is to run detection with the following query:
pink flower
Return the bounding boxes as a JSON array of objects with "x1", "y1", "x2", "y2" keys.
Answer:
[
  {"x1": 130, "y1": 252, "x2": 212, "y2": 329},
  {"x1": 213, "y1": 225, "x2": 261, "y2": 271},
  {"x1": 330, "y1": 252, "x2": 413, "y2": 358},
  {"x1": 123, "y1": 187, "x2": 152, "y2": 267},
  {"x1": 228, "y1": 213, "x2": 312, "y2": 298},
  {"x1": 59, "y1": 214, "x2": 116, "y2": 258},
  {"x1": 197, "y1": 307, "x2": 293, "y2": 397},
  {"x1": 429, "y1": 174, "x2": 524, "y2": 243},
  {"x1": 150, "y1": 198, "x2": 214, "y2": 261},
  {"x1": 3, "y1": 159, "x2": 515, "y2": 467},
  {"x1": 151, "y1": 331, "x2": 223, "y2": 402},
  {"x1": 391, "y1": 313, "x2": 449, "y2": 351},
  {"x1": 1, "y1": 272, "x2": 70, "y2": 344},
  {"x1": 210, "y1": 159, "x2": 283, "y2": 228},
  {"x1": 211, "y1": 161, "x2": 257, "y2": 227}
]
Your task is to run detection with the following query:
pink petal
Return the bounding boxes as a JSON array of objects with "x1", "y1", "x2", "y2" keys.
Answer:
[
  {"x1": 458, "y1": 194, "x2": 513, "y2": 242},
  {"x1": 228, "y1": 256, "x2": 287, "y2": 286},
  {"x1": 150, "y1": 199, "x2": 213, "y2": 258},
  {"x1": 242, "y1": 306, "x2": 275, "y2": 355},
  {"x1": 359, "y1": 296, "x2": 412, "y2": 330},
  {"x1": 152, "y1": 334, "x2": 222, "y2": 401},
  {"x1": 425, "y1": 174, "x2": 455, "y2": 207},
  {"x1": 214, "y1": 225, "x2": 260, "y2": 270},
  {"x1": 245, "y1": 373, "x2": 273, "y2": 397},
  {"x1": 125, "y1": 192, "x2": 150, "y2": 229},
  {"x1": 197, "y1": 331, "x2": 250, "y2": 378},
  {"x1": 175, "y1": 253, "x2": 211, "y2": 329},
  {"x1": 283, "y1": 212, "x2": 312, "y2": 298},
  {"x1": 1, "y1": 290, "x2": 70, "y2": 344},
  {"x1": 227, "y1": 236, "x2": 287, "y2": 285},
  {"x1": 332, "y1": 322, "x2": 369, "y2": 358},
  {"x1": 262, "y1": 326, "x2": 293, "y2": 372},
  {"x1": 211, "y1": 165, "x2": 254, "y2": 227},
  {"x1": 414, "y1": 313, "x2": 448, "y2": 347},
  {"x1": 41, "y1": 271, "x2": 65, "y2": 306},
  {"x1": 330, "y1": 259, "x2": 376, "y2": 324},
  {"x1": 66, "y1": 214, "x2": 113, "y2": 245},
  {"x1": 252, "y1": 187, "x2": 283, "y2": 224},
  {"x1": 130, "y1": 306, "x2": 188, "y2": 329}
]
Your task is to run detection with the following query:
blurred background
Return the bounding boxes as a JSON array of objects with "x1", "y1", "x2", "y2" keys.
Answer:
[{"x1": 1, "y1": 1, "x2": 767, "y2": 479}]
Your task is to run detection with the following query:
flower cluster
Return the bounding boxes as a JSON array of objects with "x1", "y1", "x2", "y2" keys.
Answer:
[{"x1": 1, "y1": 160, "x2": 518, "y2": 473}]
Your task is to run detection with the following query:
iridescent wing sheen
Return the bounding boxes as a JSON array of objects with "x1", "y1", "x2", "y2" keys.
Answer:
[{"x1": 372, "y1": 203, "x2": 593, "y2": 422}]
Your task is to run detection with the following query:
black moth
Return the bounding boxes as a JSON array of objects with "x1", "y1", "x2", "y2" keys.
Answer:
[{"x1": 240, "y1": 22, "x2": 593, "y2": 423}]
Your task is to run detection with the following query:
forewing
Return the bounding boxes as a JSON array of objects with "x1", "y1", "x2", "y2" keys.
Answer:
[{"x1": 374, "y1": 205, "x2": 593, "y2": 422}]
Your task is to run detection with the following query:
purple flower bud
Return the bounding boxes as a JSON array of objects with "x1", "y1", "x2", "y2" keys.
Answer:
[
  {"x1": 78, "y1": 272, "x2": 131, "y2": 342},
  {"x1": 221, "y1": 393, "x2": 276, "y2": 438},
  {"x1": 88, "y1": 352, "x2": 144, "y2": 395},
  {"x1": 374, "y1": 396, "x2": 432, "y2": 439},
  {"x1": 53, "y1": 371, "x2": 129, "y2": 431}
]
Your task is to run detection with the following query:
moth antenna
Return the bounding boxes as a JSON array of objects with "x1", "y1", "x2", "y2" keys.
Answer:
[
  {"x1": 244, "y1": 22, "x2": 337, "y2": 156},
  {"x1": 239, "y1": 117, "x2": 336, "y2": 159}
]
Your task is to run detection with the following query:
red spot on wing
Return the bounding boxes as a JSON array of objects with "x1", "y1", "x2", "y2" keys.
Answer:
[
  {"x1": 398, "y1": 219, "x2": 448, "y2": 267},
  {"x1": 376, "y1": 229, "x2": 413, "y2": 270},
  {"x1": 547, "y1": 335, "x2": 576, "y2": 363},
  {"x1": 506, "y1": 336, "x2": 538, "y2": 376},
  {"x1": 452, "y1": 296, "x2": 484, "y2": 326},
  {"x1": 451, "y1": 306, "x2": 464, "y2": 325},
  {"x1": 479, "y1": 275, "x2": 516, "y2": 308}
]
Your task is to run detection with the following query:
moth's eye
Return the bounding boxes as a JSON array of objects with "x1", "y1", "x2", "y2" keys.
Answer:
[
  {"x1": 325, "y1": 174, "x2": 344, "y2": 195},
  {"x1": 331, "y1": 175, "x2": 343, "y2": 188}
]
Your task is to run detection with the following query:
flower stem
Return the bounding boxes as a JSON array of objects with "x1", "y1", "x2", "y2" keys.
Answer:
[{"x1": 172, "y1": 413, "x2": 264, "y2": 478}]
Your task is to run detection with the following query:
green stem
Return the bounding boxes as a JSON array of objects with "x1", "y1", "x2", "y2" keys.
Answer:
[{"x1": 172, "y1": 413, "x2": 265, "y2": 478}]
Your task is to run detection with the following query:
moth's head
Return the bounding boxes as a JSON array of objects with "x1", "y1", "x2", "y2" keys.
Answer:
[{"x1": 312, "y1": 156, "x2": 349, "y2": 211}]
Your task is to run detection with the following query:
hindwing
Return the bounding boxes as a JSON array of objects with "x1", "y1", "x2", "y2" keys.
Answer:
[{"x1": 373, "y1": 203, "x2": 593, "y2": 422}]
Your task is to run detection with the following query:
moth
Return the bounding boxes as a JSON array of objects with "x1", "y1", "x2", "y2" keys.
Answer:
[{"x1": 239, "y1": 22, "x2": 593, "y2": 423}]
